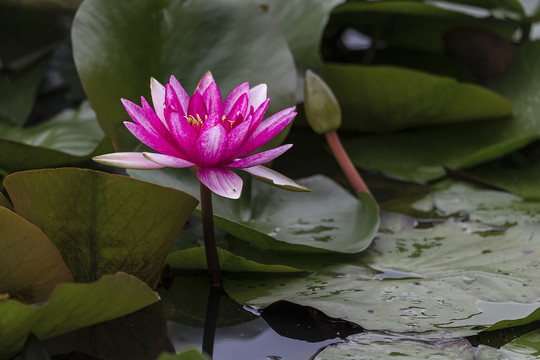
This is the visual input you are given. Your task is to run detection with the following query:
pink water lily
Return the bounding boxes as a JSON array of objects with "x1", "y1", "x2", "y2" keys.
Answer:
[{"x1": 94, "y1": 73, "x2": 309, "y2": 199}]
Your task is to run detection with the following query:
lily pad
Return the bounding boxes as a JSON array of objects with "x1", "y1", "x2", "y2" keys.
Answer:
[
  {"x1": 3, "y1": 168, "x2": 198, "y2": 287},
  {"x1": 314, "y1": 332, "x2": 474, "y2": 360},
  {"x1": 72, "y1": 0, "x2": 296, "y2": 150},
  {"x1": 225, "y1": 197, "x2": 540, "y2": 337},
  {"x1": 346, "y1": 39, "x2": 540, "y2": 182},
  {"x1": 0, "y1": 101, "x2": 113, "y2": 173},
  {"x1": 0, "y1": 272, "x2": 159, "y2": 360},
  {"x1": 167, "y1": 247, "x2": 304, "y2": 273},
  {"x1": 321, "y1": 63, "x2": 512, "y2": 133},
  {"x1": 0, "y1": 193, "x2": 11, "y2": 209},
  {"x1": 130, "y1": 169, "x2": 379, "y2": 253},
  {"x1": 0, "y1": 207, "x2": 73, "y2": 303}
]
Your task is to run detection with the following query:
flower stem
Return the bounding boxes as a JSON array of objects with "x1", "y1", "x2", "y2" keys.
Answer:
[
  {"x1": 325, "y1": 130, "x2": 375, "y2": 199},
  {"x1": 200, "y1": 183, "x2": 222, "y2": 286}
]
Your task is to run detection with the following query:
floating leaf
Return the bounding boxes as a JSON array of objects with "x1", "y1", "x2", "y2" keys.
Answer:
[
  {"x1": 321, "y1": 63, "x2": 512, "y2": 133},
  {"x1": 0, "y1": 193, "x2": 11, "y2": 209},
  {"x1": 346, "y1": 40, "x2": 540, "y2": 181},
  {"x1": 167, "y1": 247, "x2": 304, "y2": 273},
  {"x1": 226, "y1": 198, "x2": 540, "y2": 337},
  {"x1": 130, "y1": 169, "x2": 379, "y2": 253},
  {"x1": 0, "y1": 207, "x2": 73, "y2": 303},
  {"x1": 0, "y1": 272, "x2": 159, "y2": 360},
  {"x1": 4, "y1": 168, "x2": 198, "y2": 287},
  {"x1": 314, "y1": 332, "x2": 474, "y2": 360},
  {"x1": 72, "y1": 0, "x2": 295, "y2": 150},
  {"x1": 0, "y1": 101, "x2": 112, "y2": 173}
]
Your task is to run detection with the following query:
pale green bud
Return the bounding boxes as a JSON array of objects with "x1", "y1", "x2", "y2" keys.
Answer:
[{"x1": 303, "y1": 70, "x2": 342, "y2": 134}]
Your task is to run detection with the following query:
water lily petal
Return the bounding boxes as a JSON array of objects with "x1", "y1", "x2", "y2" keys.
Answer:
[
  {"x1": 199, "y1": 113, "x2": 221, "y2": 134},
  {"x1": 248, "y1": 98, "x2": 270, "y2": 135},
  {"x1": 143, "y1": 152, "x2": 196, "y2": 168},
  {"x1": 124, "y1": 122, "x2": 180, "y2": 157},
  {"x1": 140, "y1": 97, "x2": 171, "y2": 138},
  {"x1": 197, "y1": 168, "x2": 243, "y2": 199},
  {"x1": 150, "y1": 78, "x2": 166, "y2": 127},
  {"x1": 243, "y1": 165, "x2": 311, "y2": 192},
  {"x1": 238, "y1": 107, "x2": 296, "y2": 157},
  {"x1": 224, "y1": 82, "x2": 249, "y2": 116},
  {"x1": 226, "y1": 114, "x2": 252, "y2": 159},
  {"x1": 165, "y1": 83, "x2": 186, "y2": 117},
  {"x1": 249, "y1": 84, "x2": 267, "y2": 111},
  {"x1": 188, "y1": 91, "x2": 207, "y2": 118},
  {"x1": 227, "y1": 144, "x2": 292, "y2": 169},
  {"x1": 121, "y1": 98, "x2": 158, "y2": 136},
  {"x1": 93, "y1": 152, "x2": 165, "y2": 169},
  {"x1": 196, "y1": 122, "x2": 228, "y2": 167},
  {"x1": 165, "y1": 112, "x2": 198, "y2": 162},
  {"x1": 196, "y1": 72, "x2": 215, "y2": 95},
  {"x1": 203, "y1": 82, "x2": 223, "y2": 116},
  {"x1": 169, "y1": 75, "x2": 190, "y2": 114},
  {"x1": 226, "y1": 93, "x2": 248, "y2": 121}
]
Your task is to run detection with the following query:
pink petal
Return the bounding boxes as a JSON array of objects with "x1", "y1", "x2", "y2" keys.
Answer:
[
  {"x1": 143, "y1": 152, "x2": 196, "y2": 168},
  {"x1": 226, "y1": 93, "x2": 248, "y2": 121},
  {"x1": 227, "y1": 144, "x2": 292, "y2": 169},
  {"x1": 249, "y1": 84, "x2": 267, "y2": 111},
  {"x1": 165, "y1": 83, "x2": 186, "y2": 117},
  {"x1": 238, "y1": 107, "x2": 296, "y2": 157},
  {"x1": 150, "y1": 78, "x2": 167, "y2": 127},
  {"x1": 199, "y1": 113, "x2": 221, "y2": 134},
  {"x1": 247, "y1": 98, "x2": 270, "y2": 135},
  {"x1": 196, "y1": 72, "x2": 215, "y2": 95},
  {"x1": 169, "y1": 75, "x2": 190, "y2": 114},
  {"x1": 121, "y1": 98, "x2": 158, "y2": 135},
  {"x1": 203, "y1": 82, "x2": 223, "y2": 116},
  {"x1": 124, "y1": 122, "x2": 180, "y2": 157},
  {"x1": 224, "y1": 82, "x2": 249, "y2": 115},
  {"x1": 165, "y1": 112, "x2": 198, "y2": 162},
  {"x1": 188, "y1": 91, "x2": 207, "y2": 118},
  {"x1": 93, "y1": 152, "x2": 165, "y2": 169},
  {"x1": 197, "y1": 168, "x2": 243, "y2": 199},
  {"x1": 226, "y1": 114, "x2": 252, "y2": 159},
  {"x1": 243, "y1": 165, "x2": 311, "y2": 192},
  {"x1": 140, "y1": 97, "x2": 171, "y2": 138},
  {"x1": 196, "y1": 122, "x2": 228, "y2": 167}
]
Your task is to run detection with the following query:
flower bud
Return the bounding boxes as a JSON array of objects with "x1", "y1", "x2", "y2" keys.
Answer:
[{"x1": 304, "y1": 70, "x2": 342, "y2": 134}]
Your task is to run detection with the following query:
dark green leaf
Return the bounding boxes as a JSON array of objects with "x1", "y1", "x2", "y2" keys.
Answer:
[
  {"x1": 21, "y1": 334, "x2": 51, "y2": 360},
  {"x1": 167, "y1": 247, "x2": 304, "y2": 273},
  {"x1": 72, "y1": 0, "x2": 296, "y2": 150},
  {"x1": 0, "y1": 273, "x2": 159, "y2": 360}
]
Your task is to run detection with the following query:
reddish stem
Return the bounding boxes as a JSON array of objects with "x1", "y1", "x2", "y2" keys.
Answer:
[{"x1": 325, "y1": 130, "x2": 374, "y2": 197}]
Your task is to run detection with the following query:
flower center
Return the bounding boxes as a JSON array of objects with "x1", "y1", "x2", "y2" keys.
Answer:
[{"x1": 184, "y1": 114, "x2": 206, "y2": 127}]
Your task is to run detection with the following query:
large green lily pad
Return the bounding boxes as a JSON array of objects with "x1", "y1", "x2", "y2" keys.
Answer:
[
  {"x1": 0, "y1": 101, "x2": 112, "y2": 173},
  {"x1": 130, "y1": 169, "x2": 379, "y2": 253},
  {"x1": 0, "y1": 207, "x2": 73, "y2": 303},
  {"x1": 4, "y1": 168, "x2": 198, "y2": 287},
  {"x1": 72, "y1": 0, "x2": 296, "y2": 150},
  {"x1": 0, "y1": 272, "x2": 159, "y2": 360},
  {"x1": 346, "y1": 40, "x2": 540, "y2": 181},
  {"x1": 225, "y1": 185, "x2": 540, "y2": 337},
  {"x1": 321, "y1": 63, "x2": 512, "y2": 133}
]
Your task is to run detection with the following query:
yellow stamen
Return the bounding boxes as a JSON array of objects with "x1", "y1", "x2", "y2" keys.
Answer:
[{"x1": 184, "y1": 114, "x2": 207, "y2": 127}]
